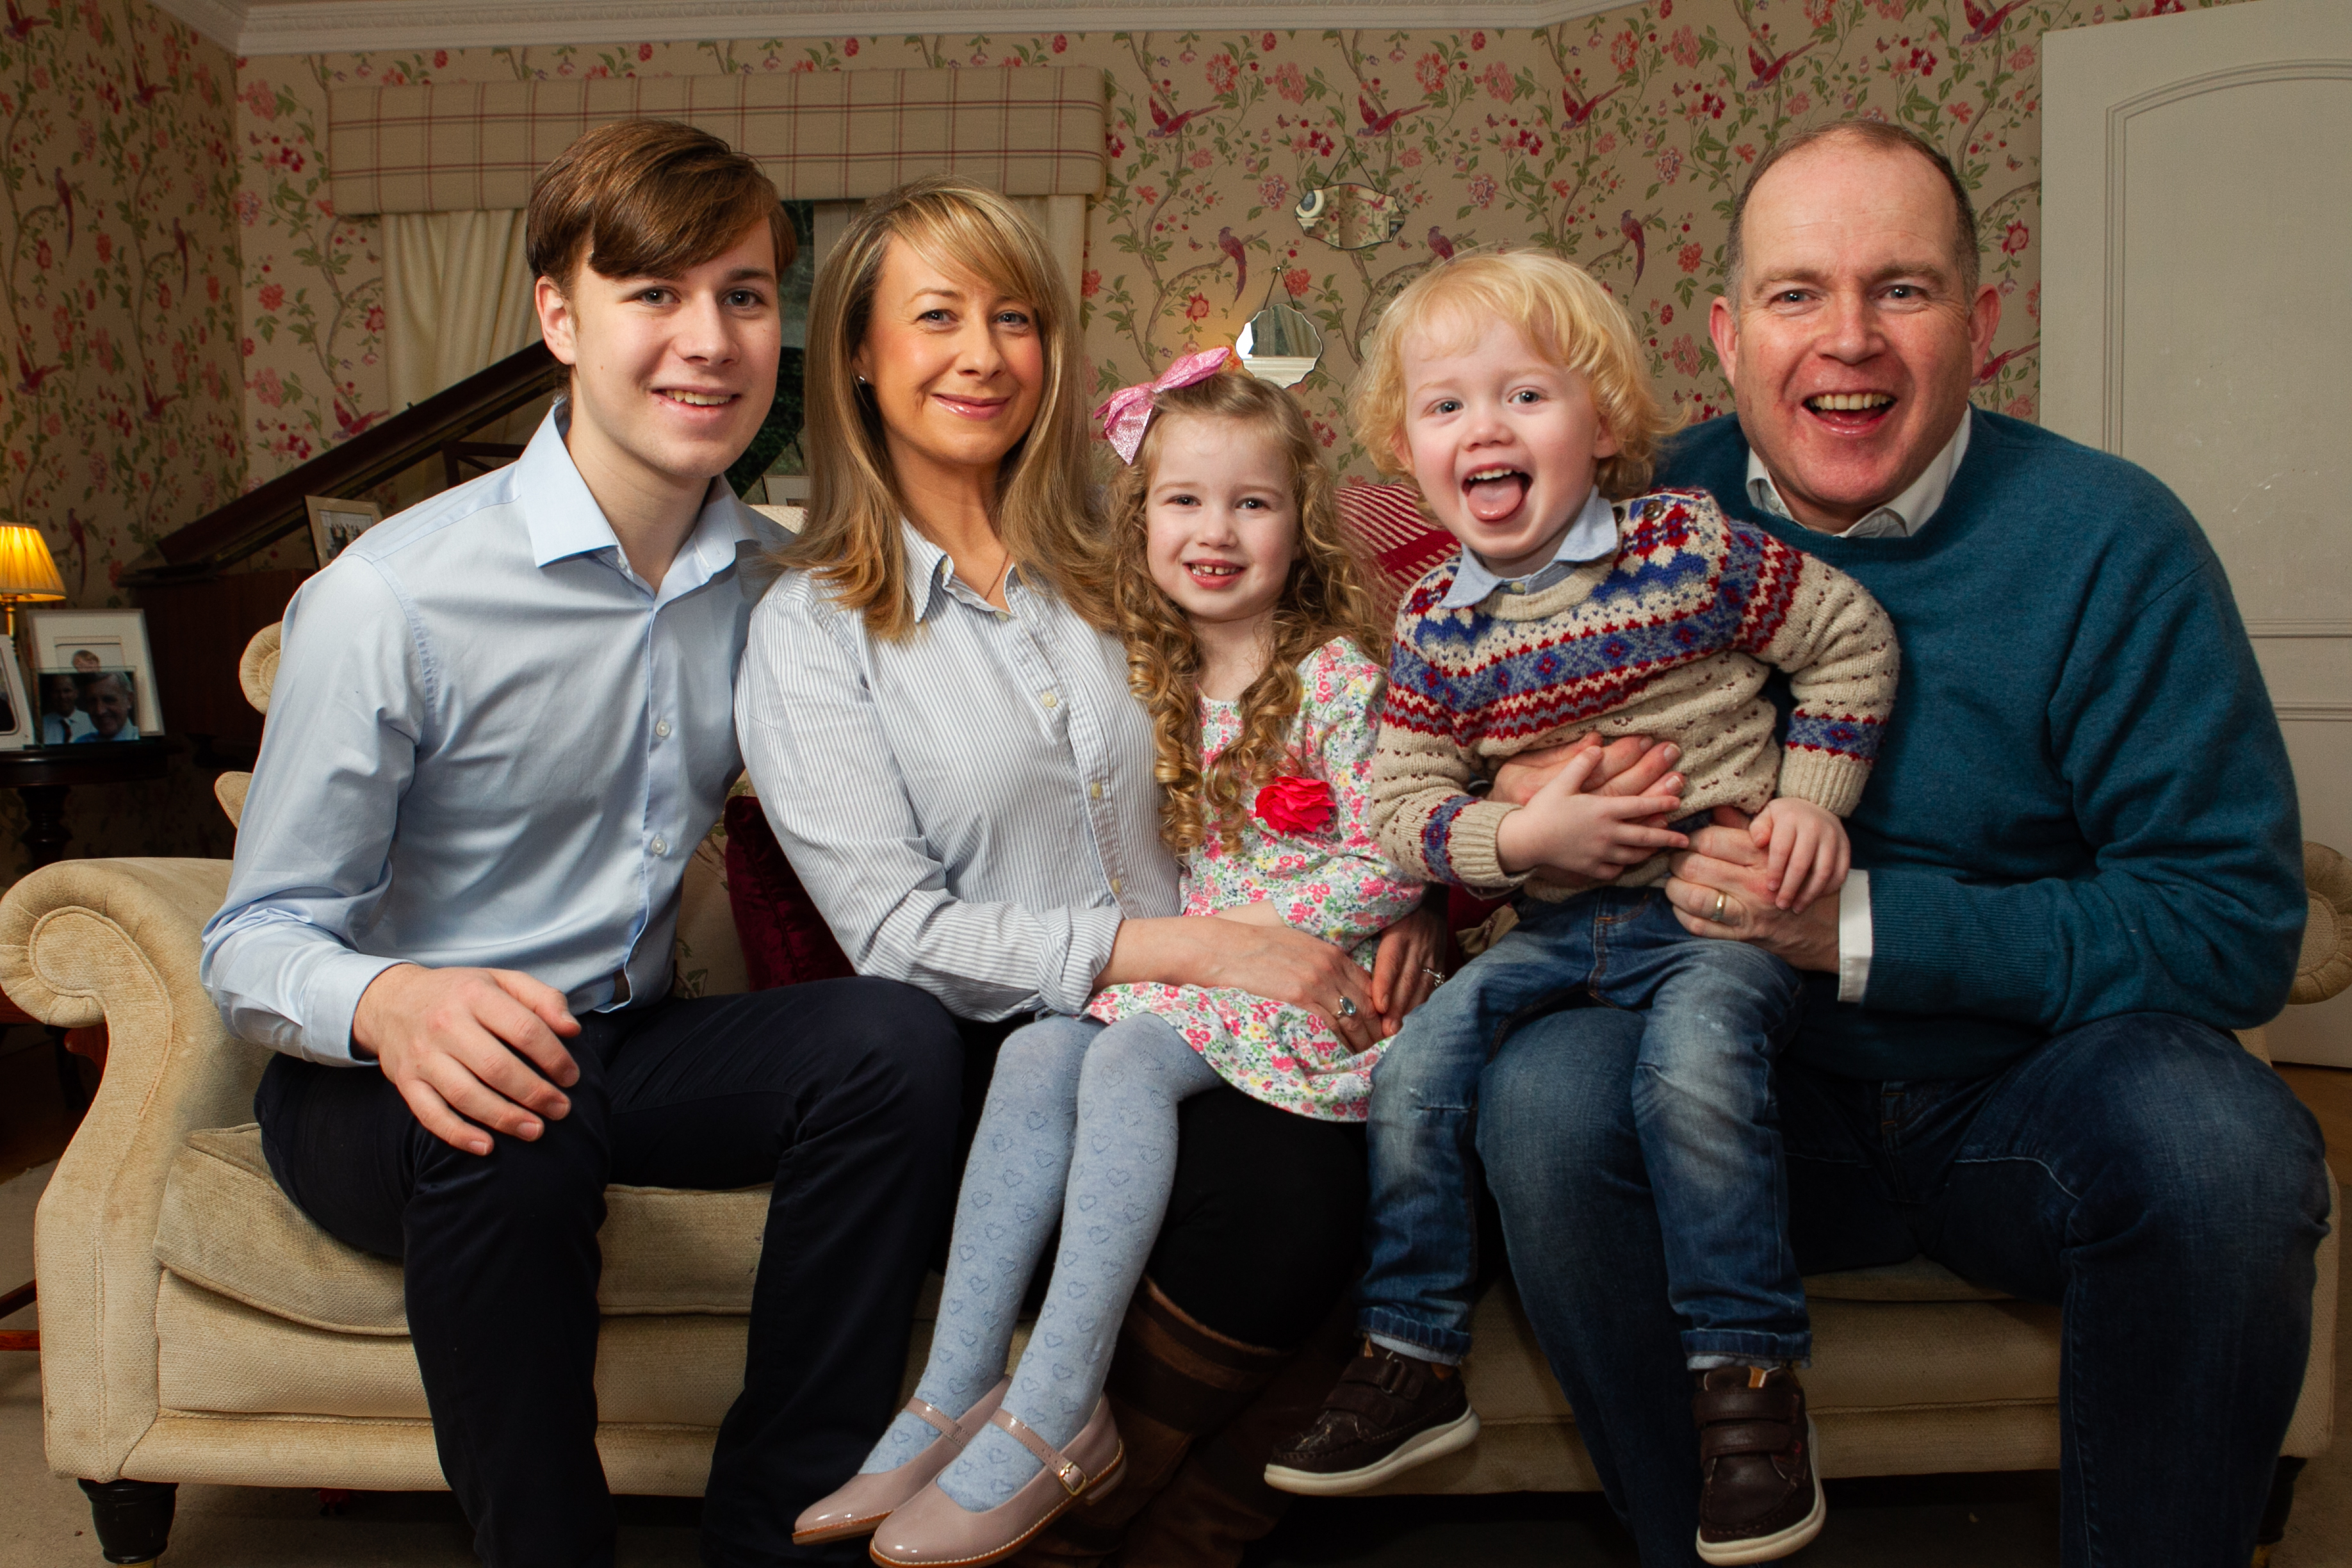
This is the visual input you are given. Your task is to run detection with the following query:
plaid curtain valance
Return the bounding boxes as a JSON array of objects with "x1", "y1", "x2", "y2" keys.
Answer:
[{"x1": 329, "y1": 69, "x2": 1107, "y2": 215}]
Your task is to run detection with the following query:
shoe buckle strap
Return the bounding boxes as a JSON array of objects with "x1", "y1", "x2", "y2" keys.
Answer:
[
  {"x1": 990, "y1": 1408, "x2": 1091, "y2": 1496},
  {"x1": 1699, "y1": 1421, "x2": 1798, "y2": 1459},
  {"x1": 1695, "y1": 1386, "x2": 1800, "y2": 1425},
  {"x1": 904, "y1": 1396, "x2": 965, "y2": 1446}
]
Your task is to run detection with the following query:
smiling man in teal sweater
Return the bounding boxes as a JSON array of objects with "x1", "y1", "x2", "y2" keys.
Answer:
[{"x1": 1476, "y1": 120, "x2": 2329, "y2": 1567}]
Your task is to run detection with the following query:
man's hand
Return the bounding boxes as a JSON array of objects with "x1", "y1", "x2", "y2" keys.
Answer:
[
  {"x1": 352, "y1": 964, "x2": 584, "y2": 1156},
  {"x1": 1369, "y1": 899, "x2": 1446, "y2": 1037},
  {"x1": 1749, "y1": 797, "x2": 1850, "y2": 911},
  {"x1": 1490, "y1": 734, "x2": 1681, "y2": 808},
  {"x1": 1664, "y1": 806, "x2": 1840, "y2": 972},
  {"x1": 1495, "y1": 746, "x2": 1690, "y2": 880}
]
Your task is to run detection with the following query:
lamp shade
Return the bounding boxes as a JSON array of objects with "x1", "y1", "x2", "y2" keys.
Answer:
[{"x1": 0, "y1": 523, "x2": 65, "y2": 601}]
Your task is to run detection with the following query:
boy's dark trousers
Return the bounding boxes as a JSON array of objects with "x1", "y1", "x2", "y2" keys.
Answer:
[{"x1": 254, "y1": 976, "x2": 965, "y2": 1568}]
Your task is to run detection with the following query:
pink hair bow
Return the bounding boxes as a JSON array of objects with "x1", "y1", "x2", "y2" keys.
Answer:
[{"x1": 1093, "y1": 347, "x2": 1233, "y2": 464}]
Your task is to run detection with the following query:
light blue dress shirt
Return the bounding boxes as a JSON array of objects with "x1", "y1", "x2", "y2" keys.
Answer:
[
  {"x1": 202, "y1": 403, "x2": 781, "y2": 1065},
  {"x1": 1437, "y1": 485, "x2": 1620, "y2": 608}
]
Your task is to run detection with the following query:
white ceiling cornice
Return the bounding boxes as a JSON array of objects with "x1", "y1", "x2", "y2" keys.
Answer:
[{"x1": 151, "y1": 0, "x2": 1631, "y2": 58}]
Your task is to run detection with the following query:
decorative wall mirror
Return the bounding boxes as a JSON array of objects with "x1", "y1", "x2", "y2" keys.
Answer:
[
  {"x1": 1236, "y1": 304, "x2": 1325, "y2": 388},
  {"x1": 1294, "y1": 184, "x2": 1406, "y2": 250}
]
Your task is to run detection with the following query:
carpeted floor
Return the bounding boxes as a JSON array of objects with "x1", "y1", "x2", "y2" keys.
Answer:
[{"x1": 2, "y1": 1082, "x2": 2346, "y2": 1567}]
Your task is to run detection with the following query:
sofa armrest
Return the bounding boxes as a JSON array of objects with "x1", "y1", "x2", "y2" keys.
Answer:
[
  {"x1": 0, "y1": 857, "x2": 270, "y2": 1481},
  {"x1": 2294, "y1": 841, "x2": 2351, "y2": 1006}
]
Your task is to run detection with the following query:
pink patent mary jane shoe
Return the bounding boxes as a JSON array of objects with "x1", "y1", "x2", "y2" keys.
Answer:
[
  {"x1": 867, "y1": 1396, "x2": 1125, "y2": 1568},
  {"x1": 792, "y1": 1379, "x2": 1011, "y2": 1546}
]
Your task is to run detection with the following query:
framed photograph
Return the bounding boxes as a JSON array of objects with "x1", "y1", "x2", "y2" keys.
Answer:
[
  {"x1": 26, "y1": 608, "x2": 162, "y2": 738},
  {"x1": 36, "y1": 666, "x2": 143, "y2": 744},
  {"x1": 306, "y1": 495, "x2": 384, "y2": 568},
  {"x1": 0, "y1": 651, "x2": 31, "y2": 751}
]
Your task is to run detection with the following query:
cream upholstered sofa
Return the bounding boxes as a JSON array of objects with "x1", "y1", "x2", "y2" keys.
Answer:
[{"x1": 1, "y1": 626, "x2": 2344, "y2": 1564}]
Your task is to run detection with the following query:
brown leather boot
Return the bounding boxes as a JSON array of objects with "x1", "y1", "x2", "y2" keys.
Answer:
[
  {"x1": 1113, "y1": 1300, "x2": 1357, "y2": 1568},
  {"x1": 1691, "y1": 1365, "x2": 1825, "y2": 1565},
  {"x1": 1012, "y1": 1278, "x2": 1290, "y2": 1568}
]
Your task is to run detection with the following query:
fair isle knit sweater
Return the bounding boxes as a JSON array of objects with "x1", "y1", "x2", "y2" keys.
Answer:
[{"x1": 1370, "y1": 488, "x2": 1900, "y2": 900}]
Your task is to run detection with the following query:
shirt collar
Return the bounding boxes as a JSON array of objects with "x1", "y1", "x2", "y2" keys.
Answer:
[
  {"x1": 1745, "y1": 408, "x2": 1973, "y2": 540},
  {"x1": 517, "y1": 398, "x2": 761, "y2": 594},
  {"x1": 1441, "y1": 485, "x2": 1619, "y2": 609},
  {"x1": 901, "y1": 520, "x2": 958, "y2": 623}
]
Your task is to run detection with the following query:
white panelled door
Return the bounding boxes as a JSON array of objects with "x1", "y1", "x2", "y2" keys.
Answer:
[{"x1": 2045, "y1": 0, "x2": 2352, "y2": 1066}]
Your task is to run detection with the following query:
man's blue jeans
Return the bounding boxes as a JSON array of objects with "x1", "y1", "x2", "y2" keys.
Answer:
[
  {"x1": 1480, "y1": 1004, "x2": 2333, "y2": 1567},
  {"x1": 1360, "y1": 890, "x2": 1807, "y2": 1366}
]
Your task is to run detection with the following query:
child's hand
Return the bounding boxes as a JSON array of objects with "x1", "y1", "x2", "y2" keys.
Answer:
[
  {"x1": 1495, "y1": 746, "x2": 1690, "y2": 881},
  {"x1": 1750, "y1": 798, "x2": 1849, "y2": 912}
]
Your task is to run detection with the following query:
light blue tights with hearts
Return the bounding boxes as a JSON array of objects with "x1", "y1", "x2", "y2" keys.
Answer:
[{"x1": 855, "y1": 1012, "x2": 1220, "y2": 1514}]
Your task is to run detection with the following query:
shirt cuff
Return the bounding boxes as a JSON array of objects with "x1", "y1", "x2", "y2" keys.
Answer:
[
  {"x1": 1048, "y1": 905, "x2": 1127, "y2": 1017},
  {"x1": 305, "y1": 951, "x2": 409, "y2": 1065},
  {"x1": 1835, "y1": 870, "x2": 1873, "y2": 1005}
]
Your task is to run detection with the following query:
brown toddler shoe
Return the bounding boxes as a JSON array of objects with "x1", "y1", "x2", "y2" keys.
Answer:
[
  {"x1": 1261, "y1": 1340, "x2": 1479, "y2": 1497},
  {"x1": 1691, "y1": 1364, "x2": 1826, "y2": 1564}
]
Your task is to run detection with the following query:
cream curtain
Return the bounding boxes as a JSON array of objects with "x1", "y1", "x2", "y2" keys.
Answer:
[{"x1": 383, "y1": 210, "x2": 541, "y2": 412}]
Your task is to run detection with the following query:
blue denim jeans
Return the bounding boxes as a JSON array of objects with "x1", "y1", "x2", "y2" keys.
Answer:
[
  {"x1": 1359, "y1": 888, "x2": 1806, "y2": 1366},
  {"x1": 1479, "y1": 1005, "x2": 2333, "y2": 1567}
]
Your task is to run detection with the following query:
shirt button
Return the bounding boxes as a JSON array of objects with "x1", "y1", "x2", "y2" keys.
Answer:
[
  {"x1": 1040, "y1": 691, "x2": 1058, "y2": 710},
  {"x1": 654, "y1": 719, "x2": 672, "y2": 739},
  {"x1": 1089, "y1": 781, "x2": 1103, "y2": 800},
  {"x1": 1110, "y1": 877, "x2": 1123, "y2": 894},
  {"x1": 649, "y1": 837, "x2": 669, "y2": 857}
]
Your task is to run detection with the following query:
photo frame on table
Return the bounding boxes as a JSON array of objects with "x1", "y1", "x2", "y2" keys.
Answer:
[
  {"x1": 26, "y1": 608, "x2": 162, "y2": 738},
  {"x1": 0, "y1": 651, "x2": 31, "y2": 751},
  {"x1": 306, "y1": 495, "x2": 384, "y2": 568}
]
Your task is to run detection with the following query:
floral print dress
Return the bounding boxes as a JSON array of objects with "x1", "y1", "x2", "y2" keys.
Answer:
[{"x1": 1087, "y1": 639, "x2": 1425, "y2": 1121}]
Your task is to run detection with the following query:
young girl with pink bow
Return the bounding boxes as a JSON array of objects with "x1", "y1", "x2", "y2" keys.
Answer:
[{"x1": 807, "y1": 353, "x2": 1424, "y2": 1567}]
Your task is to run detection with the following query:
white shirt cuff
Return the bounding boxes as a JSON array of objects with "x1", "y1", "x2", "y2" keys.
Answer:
[{"x1": 1835, "y1": 870, "x2": 1873, "y2": 1005}]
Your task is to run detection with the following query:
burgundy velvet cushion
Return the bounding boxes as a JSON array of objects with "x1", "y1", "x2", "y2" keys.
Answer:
[{"x1": 723, "y1": 794, "x2": 856, "y2": 991}]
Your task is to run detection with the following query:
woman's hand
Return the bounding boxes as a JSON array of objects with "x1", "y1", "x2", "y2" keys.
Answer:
[
  {"x1": 1663, "y1": 806, "x2": 1841, "y2": 972},
  {"x1": 1100, "y1": 916, "x2": 1383, "y2": 1053},
  {"x1": 1369, "y1": 899, "x2": 1447, "y2": 1036}
]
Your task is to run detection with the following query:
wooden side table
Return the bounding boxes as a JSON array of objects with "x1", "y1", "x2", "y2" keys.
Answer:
[
  {"x1": 0, "y1": 738, "x2": 172, "y2": 1355},
  {"x1": 0, "y1": 737, "x2": 174, "y2": 870}
]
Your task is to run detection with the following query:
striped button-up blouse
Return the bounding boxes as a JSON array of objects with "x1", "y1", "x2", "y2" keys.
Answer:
[{"x1": 737, "y1": 521, "x2": 1177, "y2": 1020}]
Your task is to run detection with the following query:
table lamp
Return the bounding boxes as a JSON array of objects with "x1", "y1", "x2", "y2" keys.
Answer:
[{"x1": 0, "y1": 523, "x2": 66, "y2": 741}]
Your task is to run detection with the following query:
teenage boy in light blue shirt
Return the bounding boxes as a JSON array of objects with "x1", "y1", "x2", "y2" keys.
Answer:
[{"x1": 202, "y1": 120, "x2": 963, "y2": 1568}]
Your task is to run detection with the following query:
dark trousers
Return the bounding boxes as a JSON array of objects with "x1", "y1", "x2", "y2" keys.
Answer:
[
  {"x1": 255, "y1": 978, "x2": 965, "y2": 1568},
  {"x1": 1479, "y1": 1005, "x2": 2333, "y2": 1567}
]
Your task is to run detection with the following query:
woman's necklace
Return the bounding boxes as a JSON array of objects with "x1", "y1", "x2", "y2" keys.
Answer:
[{"x1": 981, "y1": 549, "x2": 1012, "y2": 605}]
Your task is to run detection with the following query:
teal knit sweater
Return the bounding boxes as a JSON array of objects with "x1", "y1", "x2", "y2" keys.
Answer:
[{"x1": 1658, "y1": 411, "x2": 2305, "y2": 1082}]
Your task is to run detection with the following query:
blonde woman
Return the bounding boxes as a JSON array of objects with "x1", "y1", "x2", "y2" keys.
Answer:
[{"x1": 736, "y1": 178, "x2": 1442, "y2": 1562}]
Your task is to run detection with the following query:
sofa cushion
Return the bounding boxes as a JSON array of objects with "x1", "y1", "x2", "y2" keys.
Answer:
[
  {"x1": 154, "y1": 1125, "x2": 771, "y2": 1334},
  {"x1": 724, "y1": 794, "x2": 856, "y2": 992}
]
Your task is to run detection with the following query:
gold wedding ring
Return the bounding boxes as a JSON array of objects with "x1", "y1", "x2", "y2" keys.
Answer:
[{"x1": 1711, "y1": 890, "x2": 1729, "y2": 924}]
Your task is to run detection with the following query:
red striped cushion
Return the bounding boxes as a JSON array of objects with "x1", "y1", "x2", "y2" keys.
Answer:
[{"x1": 1337, "y1": 484, "x2": 1455, "y2": 612}]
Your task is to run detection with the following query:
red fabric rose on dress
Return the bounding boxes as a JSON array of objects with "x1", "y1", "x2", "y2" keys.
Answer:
[{"x1": 1255, "y1": 775, "x2": 1334, "y2": 836}]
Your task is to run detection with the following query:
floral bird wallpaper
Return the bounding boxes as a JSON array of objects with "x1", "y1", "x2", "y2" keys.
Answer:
[
  {"x1": 0, "y1": 0, "x2": 241, "y2": 876},
  {"x1": 231, "y1": 0, "x2": 2241, "y2": 488}
]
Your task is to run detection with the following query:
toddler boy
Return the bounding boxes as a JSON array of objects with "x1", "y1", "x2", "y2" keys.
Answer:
[{"x1": 1265, "y1": 251, "x2": 1900, "y2": 1565}]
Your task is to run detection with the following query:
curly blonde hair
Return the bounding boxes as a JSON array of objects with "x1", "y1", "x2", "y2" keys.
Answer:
[
  {"x1": 1104, "y1": 370, "x2": 1389, "y2": 854},
  {"x1": 1353, "y1": 248, "x2": 1680, "y2": 498}
]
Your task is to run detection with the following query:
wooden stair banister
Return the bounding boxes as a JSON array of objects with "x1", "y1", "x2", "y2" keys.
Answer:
[{"x1": 126, "y1": 342, "x2": 564, "y2": 586}]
